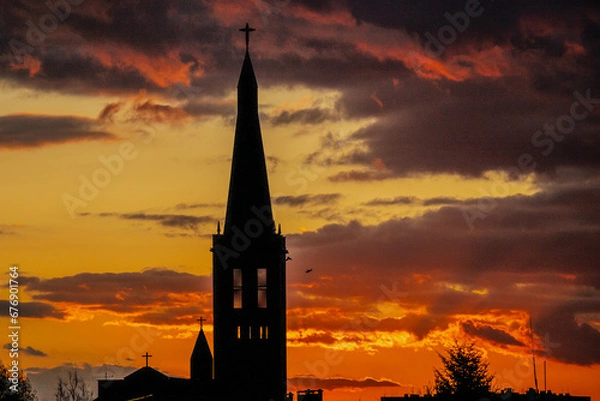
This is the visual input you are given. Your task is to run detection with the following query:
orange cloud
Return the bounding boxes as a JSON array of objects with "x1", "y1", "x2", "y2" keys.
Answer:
[
  {"x1": 209, "y1": 1, "x2": 251, "y2": 27},
  {"x1": 10, "y1": 54, "x2": 41, "y2": 77},
  {"x1": 97, "y1": 98, "x2": 189, "y2": 125},
  {"x1": 132, "y1": 99, "x2": 189, "y2": 123},
  {"x1": 91, "y1": 46, "x2": 200, "y2": 88},
  {"x1": 356, "y1": 39, "x2": 514, "y2": 82},
  {"x1": 288, "y1": 5, "x2": 356, "y2": 27}
]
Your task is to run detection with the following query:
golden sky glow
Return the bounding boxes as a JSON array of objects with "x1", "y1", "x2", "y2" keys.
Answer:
[{"x1": 1, "y1": 1, "x2": 599, "y2": 401}]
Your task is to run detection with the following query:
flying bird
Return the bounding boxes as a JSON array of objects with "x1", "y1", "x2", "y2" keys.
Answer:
[{"x1": 305, "y1": 269, "x2": 313, "y2": 273}]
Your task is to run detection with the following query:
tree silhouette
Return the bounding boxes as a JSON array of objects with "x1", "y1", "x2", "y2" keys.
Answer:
[
  {"x1": 433, "y1": 340, "x2": 495, "y2": 401},
  {"x1": 0, "y1": 360, "x2": 37, "y2": 401},
  {"x1": 54, "y1": 371, "x2": 93, "y2": 401}
]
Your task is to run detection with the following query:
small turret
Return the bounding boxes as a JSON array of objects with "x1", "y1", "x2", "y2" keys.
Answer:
[{"x1": 190, "y1": 318, "x2": 212, "y2": 385}]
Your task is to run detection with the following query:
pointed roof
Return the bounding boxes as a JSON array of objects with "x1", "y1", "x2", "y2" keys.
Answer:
[
  {"x1": 190, "y1": 328, "x2": 212, "y2": 383},
  {"x1": 191, "y1": 328, "x2": 212, "y2": 360},
  {"x1": 238, "y1": 51, "x2": 258, "y2": 90},
  {"x1": 224, "y1": 42, "x2": 274, "y2": 236},
  {"x1": 124, "y1": 367, "x2": 168, "y2": 383}
]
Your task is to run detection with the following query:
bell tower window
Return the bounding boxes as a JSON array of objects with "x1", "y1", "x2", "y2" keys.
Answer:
[
  {"x1": 233, "y1": 269, "x2": 242, "y2": 309},
  {"x1": 257, "y1": 268, "x2": 267, "y2": 308}
]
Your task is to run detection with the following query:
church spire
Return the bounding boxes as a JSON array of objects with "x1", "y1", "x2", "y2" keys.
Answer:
[
  {"x1": 190, "y1": 317, "x2": 212, "y2": 384},
  {"x1": 224, "y1": 24, "x2": 274, "y2": 236},
  {"x1": 212, "y1": 25, "x2": 287, "y2": 401}
]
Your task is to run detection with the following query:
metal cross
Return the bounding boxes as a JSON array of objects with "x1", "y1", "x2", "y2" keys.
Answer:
[
  {"x1": 198, "y1": 317, "x2": 206, "y2": 331},
  {"x1": 239, "y1": 23, "x2": 255, "y2": 51},
  {"x1": 142, "y1": 352, "x2": 152, "y2": 367}
]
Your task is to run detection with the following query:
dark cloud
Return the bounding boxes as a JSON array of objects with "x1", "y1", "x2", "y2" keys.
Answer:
[
  {"x1": 98, "y1": 102, "x2": 124, "y2": 122},
  {"x1": 364, "y1": 196, "x2": 482, "y2": 207},
  {"x1": 287, "y1": 306, "x2": 449, "y2": 341},
  {"x1": 290, "y1": 332, "x2": 337, "y2": 345},
  {"x1": 131, "y1": 100, "x2": 188, "y2": 123},
  {"x1": 270, "y1": 107, "x2": 339, "y2": 125},
  {"x1": 286, "y1": 179, "x2": 600, "y2": 364},
  {"x1": 1, "y1": 46, "x2": 159, "y2": 95},
  {"x1": 342, "y1": 84, "x2": 600, "y2": 178},
  {"x1": 3, "y1": 344, "x2": 48, "y2": 357},
  {"x1": 364, "y1": 197, "x2": 418, "y2": 206},
  {"x1": 328, "y1": 169, "x2": 393, "y2": 182},
  {"x1": 0, "y1": 114, "x2": 117, "y2": 149},
  {"x1": 422, "y1": 197, "x2": 463, "y2": 206},
  {"x1": 461, "y1": 321, "x2": 524, "y2": 346},
  {"x1": 292, "y1": 0, "x2": 337, "y2": 13},
  {"x1": 274, "y1": 193, "x2": 341, "y2": 207},
  {"x1": 129, "y1": 305, "x2": 211, "y2": 326},
  {"x1": 98, "y1": 99, "x2": 190, "y2": 124},
  {"x1": 88, "y1": 212, "x2": 214, "y2": 233},
  {"x1": 0, "y1": 300, "x2": 66, "y2": 319},
  {"x1": 1, "y1": 0, "x2": 218, "y2": 95},
  {"x1": 380, "y1": 315, "x2": 450, "y2": 340},
  {"x1": 292, "y1": 182, "x2": 600, "y2": 278},
  {"x1": 121, "y1": 213, "x2": 213, "y2": 230},
  {"x1": 1, "y1": 0, "x2": 596, "y2": 93},
  {"x1": 347, "y1": 0, "x2": 516, "y2": 36},
  {"x1": 182, "y1": 97, "x2": 236, "y2": 118},
  {"x1": 536, "y1": 307, "x2": 600, "y2": 366},
  {"x1": 23, "y1": 268, "x2": 211, "y2": 314},
  {"x1": 346, "y1": 0, "x2": 597, "y2": 56},
  {"x1": 0, "y1": 224, "x2": 19, "y2": 235},
  {"x1": 289, "y1": 376, "x2": 401, "y2": 391},
  {"x1": 257, "y1": 41, "x2": 410, "y2": 92},
  {"x1": 98, "y1": 97, "x2": 195, "y2": 126},
  {"x1": 174, "y1": 202, "x2": 224, "y2": 210},
  {"x1": 1, "y1": 0, "x2": 597, "y2": 187},
  {"x1": 288, "y1": 312, "x2": 450, "y2": 341},
  {"x1": 67, "y1": 1, "x2": 199, "y2": 53},
  {"x1": 267, "y1": 155, "x2": 280, "y2": 173},
  {"x1": 0, "y1": 0, "x2": 598, "y2": 378}
]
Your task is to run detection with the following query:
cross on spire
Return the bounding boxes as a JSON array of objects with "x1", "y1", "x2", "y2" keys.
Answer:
[
  {"x1": 197, "y1": 317, "x2": 206, "y2": 331},
  {"x1": 142, "y1": 352, "x2": 152, "y2": 367},
  {"x1": 239, "y1": 23, "x2": 255, "y2": 52}
]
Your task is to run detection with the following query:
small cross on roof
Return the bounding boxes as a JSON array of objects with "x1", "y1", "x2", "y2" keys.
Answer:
[{"x1": 142, "y1": 352, "x2": 152, "y2": 367}]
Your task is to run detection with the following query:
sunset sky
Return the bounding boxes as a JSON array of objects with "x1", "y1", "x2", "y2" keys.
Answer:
[{"x1": 1, "y1": 1, "x2": 599, "y2": 400}]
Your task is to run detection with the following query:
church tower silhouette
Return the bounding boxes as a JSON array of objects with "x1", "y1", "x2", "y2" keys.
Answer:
[
  {"x1": 211, "y1": 23, "x2": 288, "y2": 401},
  {"x1": 94, "y1": 24, "x2": 289, "y2": 401}
]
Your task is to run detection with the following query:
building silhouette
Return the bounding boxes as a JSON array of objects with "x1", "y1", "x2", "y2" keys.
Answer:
[
  {"x1": 94, "y1": 23, "x2": 289, "y2": 401},
  {"x1": 380, "y1": 389, "x2": 591, "y2": 401},
  {"x1": 190, "y1": 318, "x2": 212, "y2": 387},
  {"x1": 212, "y1": 22, "x2": 287, "y2": 401}
]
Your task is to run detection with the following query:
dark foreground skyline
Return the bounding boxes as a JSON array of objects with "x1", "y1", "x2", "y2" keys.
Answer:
[{"x1": 0, "y1": 1, "x2": 598, "y2": 401}]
